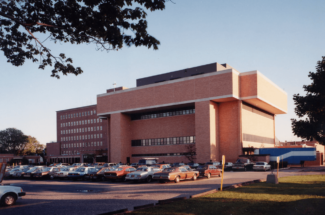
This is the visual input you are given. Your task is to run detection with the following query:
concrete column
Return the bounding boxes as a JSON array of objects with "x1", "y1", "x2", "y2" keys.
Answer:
[
  {"x1": 219, "y1": 100, "x2": 242, "y2": 162},
  {"x1": 195, "y1": 101, "x2": 219, "y2": 163},
  {"x1": 110, "y1": 113, "x2": 131, "y2": 163}
]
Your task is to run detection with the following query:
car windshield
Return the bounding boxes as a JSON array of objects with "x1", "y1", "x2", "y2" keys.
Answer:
[
  {"x1": 162, "y1": 168, "x2": 176, "y2": 172},
  {"x1": 42, "y1": 168, "x2": 51, "y2": 172},
  {"x1": 53, "y1": 168, "x2": 60, "y2": 172},
  {"x1": 28, "y1": 167, "x2": 38, "y2": 172},
  {"x1": 256, "y1": 162, "x2": 265, "y2": 165},
  {"x1": 136, "y1": 168, "x2": 148, "y2": 171},
  {"x1": 116, "y1": 168, "x2": 123, "y2": 171},
  {"x1": 197, "y1": 166, "x2": 208, "y2": 170},
  {"x1": 76, "y1": 168, "x2": 85, "y2": 172}
]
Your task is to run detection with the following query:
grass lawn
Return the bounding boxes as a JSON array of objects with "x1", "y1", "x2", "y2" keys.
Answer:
[{"x1": 130, "y1": 175, "x2": 325, "y2": 215}]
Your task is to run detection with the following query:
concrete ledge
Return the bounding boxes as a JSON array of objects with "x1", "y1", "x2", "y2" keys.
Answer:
[
  {"x1": 98, "y1": 208, "x2": 128, "y2": 215},
  {"x1": 190, "y1": 189, "x2": 217, "y2": 198}
]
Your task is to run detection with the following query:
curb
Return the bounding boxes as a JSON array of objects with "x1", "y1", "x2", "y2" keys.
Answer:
[
  {"x1": 190, "y1": 189, "x2": 217, "y2": 198},
  {"x1": 102, "y1": 179, "x2": 267, "y2": 214}
]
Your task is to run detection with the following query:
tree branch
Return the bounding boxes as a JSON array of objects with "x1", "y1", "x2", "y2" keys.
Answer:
[{"x1": 0, "y1": 11, "x2": 62, "y2": 28}]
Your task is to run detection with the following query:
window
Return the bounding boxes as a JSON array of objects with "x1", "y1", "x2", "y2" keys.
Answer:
[
  {"x1": 94, "y1": 110, "x2": 96, "y2": 114},
  {"x1": 131, "y1": 136, "x2": 196, "y2": 147},
  {"x1": 97, "y1": 119, "x2": 99, "y2": 123},
  {"x1": 94, "y1": 142, "x2": 96, "y2": 146},
  {"x1": 100, "y1": 141, "x2": 103, "y2": 146},
  {"x1": 100, "y1": 134, "x2": 102, "y2": 138},
  {"x1": 91, "y1": 119, "x2": 93, "y2": 123},
  {"x1": 100, "y1": 126, "x2": 102, "y2": 130},
  {"x1": 91, "y1": 111, "x2": 93, "y2": 115},
  {"x1": 100, "y1": 119, "x2": 102, "y2": 122},
  {"x1": 91, "y1": 127, "x2": 93, "y2": 131},
  {"x1": 88, "y1": 120, "x2": 90, "y2": 124},
  {"x1": 82, "y1": 112, "x2": 84, "y2": 116}
]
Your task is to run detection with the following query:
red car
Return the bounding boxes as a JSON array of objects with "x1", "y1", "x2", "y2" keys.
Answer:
[
  {"x1": 104, "y1": 166, "x2": 136, "y2": 181},
  {"x1": 197, "y1": 165, "x2": 221, "y2": 178}
]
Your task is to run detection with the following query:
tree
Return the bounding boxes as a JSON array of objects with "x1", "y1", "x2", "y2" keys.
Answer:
[
  {"x1": 0, "y1": 128, "x2": 28, "y2": 155},
  {"x1": 22, "y1": 136, "x2": 44, "y2": 155},
  {"x1": 291, "y1": 56, "x2": 325, "y2": 145},
  {"x1": 0, "y1": 0, "x2": 170, "y2": 78},
  {"x1": 184, "y1": 144, "x2": 196, "y2": 163}
]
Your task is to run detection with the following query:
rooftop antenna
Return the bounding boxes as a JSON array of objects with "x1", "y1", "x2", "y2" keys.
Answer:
[{"x1": 113, "y1": 82, "x2": 116, "y2": 92}]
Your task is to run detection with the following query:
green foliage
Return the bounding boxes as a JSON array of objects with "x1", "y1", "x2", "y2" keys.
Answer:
[
  {"x1": 0, "y1": 128, "x2": 28, "y2": 155},
  {"x1": 291, "y1": 56, "x2": 325, "y2": 145},
  {"x1": 0, "y1": 0, "x2": 169, "y2": 78},
  {"x1": 131, "y1": 175, "x2": 325, "y2": 215},
  {"x1": 22, "y1": 136, "x2": 44, "y2": 155}
]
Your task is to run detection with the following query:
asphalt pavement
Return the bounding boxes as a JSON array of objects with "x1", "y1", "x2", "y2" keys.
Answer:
[{"x1": 1, "y1": 167, "x2": 324, "y2": 215}]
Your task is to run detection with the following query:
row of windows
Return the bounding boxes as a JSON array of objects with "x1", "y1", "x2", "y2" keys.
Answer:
[
  {"x1": 60, "y1": 134, "x2": 103, "y2": 142},
  {"x1": 60, "y1": 118, "x2": 102, "y2": 127},
  {"x1": 131, "y1": 108, "x2": 195, "y2": 121},
  {"x1": 132, "y1": 152, "x2": 196, "y2": 157},
  {"x1": 60, "y1": 110, "x2": 97, "y2": 120},
  {"x1": 0, "y1": 158, "x2": 10, "y2": 162},
  {"x1": 132, "y1": 136, "x2": 196, "y2": 146},
  {"x1": 62, "y1": 150, "x2": 80, "y2": 155},
  {"x1": 243, "y1": 133, "x2": 274, "y2": 144},
  {"x1": 60, "y1": 126, "x2": 103, "y2": 134},
  {"x1": 61, "y1": 141, "x2": 103, "y2": 149}
]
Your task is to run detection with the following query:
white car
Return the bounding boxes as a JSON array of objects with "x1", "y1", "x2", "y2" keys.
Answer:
[
  {"x1": 12, "y1": 167, "x2": 32, "y2": 178},
  {"x1": 253, "y1": 162, "x2": 271, "y2": 171},
  {"x1": 55, "y1": 167, "x2": 76, "y2": 179},
  {"x1": 125, "y1": 167, "x2": 160, "y2": 183},
  {"x1": 67, "y1": 167, "x2": 96, "y2": 180},
  {"x1": 0, "y1": 185, "x2": 26, "y2": 206}
]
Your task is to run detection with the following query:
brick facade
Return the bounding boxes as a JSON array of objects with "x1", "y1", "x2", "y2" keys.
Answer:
[{"x1": 46, "y1": 63, "x2": 287, "y2": 164}]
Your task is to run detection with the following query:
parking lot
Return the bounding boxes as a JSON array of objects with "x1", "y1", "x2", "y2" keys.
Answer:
[{"x1": 1, "y1": 167, "x2": 324, "y2": 215}]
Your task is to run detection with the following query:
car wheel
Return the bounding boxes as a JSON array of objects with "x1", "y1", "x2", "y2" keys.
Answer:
[
  {"x1": 175, "y1": 176, "x2": 180, "y2": 183},
  {"x1": 192, "y1": 174, "x2": 197, "y2": 181},
  {"x1": 50, "y1": 175, "x2": 54, "y2": 179},
  {"x1": 244, "y1": 167, "x2": 247, "y2": 171},
  {"x1": 207, "y1": 173, "x2": 211, "y2": 179},
  {"x1": 1, "y1": 193, "x2": 17, "y2": 206},
  {"x1": 146, "y1": 176, "x2": 152, "y2": 183}
]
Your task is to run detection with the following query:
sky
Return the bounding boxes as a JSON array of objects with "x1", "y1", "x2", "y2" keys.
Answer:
[{"x1": 1, "y1": 0, "x2": 325, "y2": 146}]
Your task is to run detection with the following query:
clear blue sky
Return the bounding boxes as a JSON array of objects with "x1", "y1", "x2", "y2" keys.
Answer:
[{"x1": 1, "y1": 0, "x2": 324, "y2": 145}]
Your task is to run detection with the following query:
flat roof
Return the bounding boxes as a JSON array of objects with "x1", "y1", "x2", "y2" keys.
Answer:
[
  {"x1": 56, "y1": 104, "x2": 96, "y2": 112},
  {"x1": 136, "y1": 62, "x2": 231, "y2": 87}
]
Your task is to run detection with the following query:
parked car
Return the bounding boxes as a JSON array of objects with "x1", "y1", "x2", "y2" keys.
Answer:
[
  {"x1": 187, "y1": 162, "x2": 200, "y2": 169},
  {"x1": 54, "y1": 167, "x2": 76, "y2": 179},
  {"x1": 151, "y1": 164, "x2": 171, "y2": 170},
  {"x1": 12, "y1": 167, "x2": 32, "y2": 178},
  {"x1": 84, "y1": 167, "x2": 103, "y2": 180},
  {"x1": 23, "y1": 166, "x2": 45, "y2": 179},
  {"x1": 138, "y1": 158, "x2": 158, "y2": 166},
  {"x1": 152, "y1": 167, "x2": 199, "y2": 183},
  {"x1": 89, "y1": 167, "x2": 116, "y2": 181},
  {"x1": 7, "y1": 166, "x2": 30, "y2": 178},
  {"x1": 232, "y1": 158, "x2": 255, "y2": 171},
  {"x1": 104, "y1": 166, "x2": 136, "y2": 182},
  {"x1": 0, "y1": 185, "x2": 26, "y2": 206},
  {"x1": 171, "y1": 163, "x2": 185, "y2": 167},
  {"x1": 34, "y1": 167, "x2": 61, "y2": 179},
  {"x1": 125, "y1": 167, "x2": 160, "y2": 183},
  {"x1": 197, "y1": 165, "x2": 221, "y2": 178},
  {"x1": 130, "y1": 163, "x2": 138, "y2": 168},
  {"x1": 206, "y1": 161, "x2": 221, "y2": 166},
  {"x1": 217, "y1": 162, "x2": 233, "y2": 171},
  {"x1": 48, "y1": 167, "x2": 61, "y2": 179},
  {"x1": 102, "y1": 163, "x2": 117, "y2": 167},
  {"x1": 253, "y1": 162, "x2": 271, "y2": 171},
  {"x1": 67, "y1": 167, "x2": 96, "y2": 180}
]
